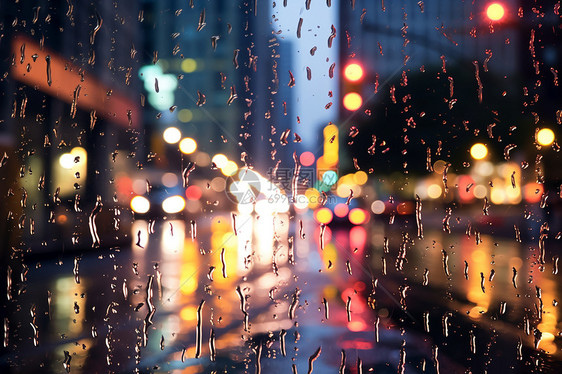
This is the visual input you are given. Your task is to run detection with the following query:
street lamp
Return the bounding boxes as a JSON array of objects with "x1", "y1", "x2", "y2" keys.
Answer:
[
  {"x1": 536, "y1": 128, "x2": 555, "y2": 146},
  {"x1": 211, "y1": 154, "x2": 228, "y2": 168},
  {"x1": 179, "y1": 137, "x2": 197, "y2": 154},
  {"x1": 470, "y1": 143, "x2": 488, "y2": 160},
  {"x1": 163, "y1": 127, "x2": 181, "y2": 144}
]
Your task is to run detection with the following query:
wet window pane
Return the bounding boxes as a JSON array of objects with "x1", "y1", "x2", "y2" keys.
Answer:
[{"x1": 1, "y1": 0, "x2": 561, "y2": 373}]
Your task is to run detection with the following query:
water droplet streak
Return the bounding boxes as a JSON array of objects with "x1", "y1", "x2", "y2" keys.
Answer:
[
  {"x1": 195, "y1": 299, "x2": 205, "y2": 358},
  {"x1": 307, "y1": 346, "x2": 322, "y2": 374},
  {"x1": 423, "y1": 311, "x2": 430, "y2": 332},
  {"x1": 73, "y1": 257, "x2": 80, "y2": 284},
  {"x1": 197, "y1": 9, "x2": 206, "y2": 31},
  {"x1": 220, "y1": 248, "x2": 228, "y2": 278},
  {"x1": 45, "y1": 55, "x2": 52, "y2": 86},
  {"x1": 90, "y1": 11, "x2": 103, "y2": 45},
  {"x1": 190, "y1": 220, "x2": 197, "y2": 241},
  {"x1": 339, "y1": 349, "x2": 346, "y2": 374},
  {"x1": 63, "y1": 350, "x2": 71, "y2": 373},
  {"x1": 209, "y1": 328, "x2": 216, "y2": 361},
  {"x1": 236, "y1": 286, "x2": 250, "y2": 331},
  {"x1": 182, "y1": 162, "x2": 196, "y2": 188},
  {"x1": 319, "y1": 224, "x2": 326, "y2": 250},
  {"x1": 88, "y1": 195, "x2": 103, "y2": 247},
  {"x1": 289, "y1": 289, "x2": 300, "y2": 320},
  {"x1": 422, "y1": 268, "x2": 429, "y2": 286},
  {"x1": 280, "y1": 329, "x2": 287, "y2": 356},
  {"x1": 415, "y1": 195, "x2": 423, "y2": 238},
  {"x1": 296, "y1": 19, "x2": 303, "y2": 39},
  {"x1": 442, "y1": 250, "x2": 450, "y2": 277}
]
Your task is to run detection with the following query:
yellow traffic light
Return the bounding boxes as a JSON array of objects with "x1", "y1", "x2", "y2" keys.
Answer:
[
  {"x1": 470, "y1": 143, "x2": 488, "y2": 160},
  {"x1": 343, "y1": 92, "x2": 362, "y2": 111},
  {"x1": 486, "y1": 3, "x2": 505, "y2": 21},
  {"x1": 536, "y1": 128, "x2": 555, "y2": 146}
]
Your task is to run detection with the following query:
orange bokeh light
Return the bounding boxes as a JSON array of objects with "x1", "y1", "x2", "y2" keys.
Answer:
[
  {"x1": 524, "y1": 183, "x2": 544, "y2": 203},
  {"x1": 315, "y1": 207, "x2": 334, "y2": 224},
  {"x1": 333, "y1": 203, "x2": 349, "y2": 218},
  {"x1": 397, "y1": 202, "x2": 414, "y2": 215},
  {"x1": 185, "y1": 185, "x2": 202, "y2": 200},
  {"x1": 350, "y1": 226, "x2": 367, "y2": 253},
  {"x1": 300, "y1": 151, "x2": 316, "y2": 167},
  {"x1": 349, "y1": 208, "x2": 369, "y2": 225}
]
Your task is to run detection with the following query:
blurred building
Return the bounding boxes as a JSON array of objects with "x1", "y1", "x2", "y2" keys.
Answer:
[
  {"x1": 138, "y1": 1, "x2": 293, "y2": 173},
  {"x1": 138, "y1": 1, "x2": 242, "y2": 157},
  {"x1": 0, "y1": 0, "x2": 142, "y2": 250},
  {"x1": 337, "y1": 0, "x2": 561, "y2": 214},
  {"x1": 340, "y1": 0, "x2": 519, "y2": 78}
]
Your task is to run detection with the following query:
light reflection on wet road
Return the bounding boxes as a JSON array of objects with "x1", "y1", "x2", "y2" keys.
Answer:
[{"x1": 4, "y1": 211, "x2": 562, "y2": 373}]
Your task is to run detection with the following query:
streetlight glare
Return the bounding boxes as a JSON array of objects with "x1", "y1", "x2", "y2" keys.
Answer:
[
  {"x1": 427, "y1": 184, "x2": 443, "y2": 199},
  {"x1": 59, "y1": 153, "x2": 75, "y2": 169},
  {"x1": 344, "y1": 63, "x2": 364, "y2": 82},
  {"x1": 178, "y1": 109, "x2": 194, "y2": 123},
  {"x1": 221, "y1": 160, "x2": 239, "y2": 176},
  {"x1": 348, "y1": 208, "x2": 368, "y2": 225},
  {"x1": 179, "y1": 137, "x2": 197, "y2": 154},
  {"x1": 315, "y1": 207, "x2": 333, "y2": 224},
  {"x1": 212, "y1": 154, "x2": 228, "y2": 168},
  {"x1": 163, "y1": 127, "x2": 181, "y2": 144},
  {"x1": 181, "y1": 58, "x2": 197, "y2": 73},
  {"x1": 470, "y1": 143, "x2": 488, "y2": 160},
  {"x1": 343, "y1": 92, "x2": 363, "y2": 111},
  {"x1": 536, "y1": 128, "x2": 555, "y2": 146},
  {"x1": 486, "y1": 3, "x2": 505, "y2": 21}
]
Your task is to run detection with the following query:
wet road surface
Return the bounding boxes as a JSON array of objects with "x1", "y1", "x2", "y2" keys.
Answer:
[{"x1": 3, "y1": 210, "x2": 562, "y2": 373}]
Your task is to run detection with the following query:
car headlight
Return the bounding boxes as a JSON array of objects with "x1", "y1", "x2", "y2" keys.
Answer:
[
  {"x1": 162, "y1": 195, "x2": 186, "y2": 214},
  {"x1": 131, "y1": 195, "x2": 150, "y2": 214}
]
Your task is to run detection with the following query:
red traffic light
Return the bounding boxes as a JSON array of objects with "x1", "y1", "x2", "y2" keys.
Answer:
[
  {"x1": 486, "y1": 3, "x2": 505, "y2": 21},
  {"x1": 342, "y1": 62, "x2": 364, "y2": 111},
  {"x1": 344, "y1": 63, "x2": 364, "y2": 82}
]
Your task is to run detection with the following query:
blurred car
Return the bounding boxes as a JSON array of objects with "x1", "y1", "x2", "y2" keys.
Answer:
[{"x1": 130, "y1": 183, "x2": 186, "y2": 218}]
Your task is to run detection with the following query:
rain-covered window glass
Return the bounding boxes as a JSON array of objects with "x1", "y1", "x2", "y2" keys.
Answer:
[{"x1": 1, "y1": 0, "x2": 561, "y2": 373}]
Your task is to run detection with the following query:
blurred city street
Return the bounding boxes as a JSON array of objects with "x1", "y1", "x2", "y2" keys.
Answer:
[{"x1": 1, "y1": 0, "x2": 562, "y2": 373}]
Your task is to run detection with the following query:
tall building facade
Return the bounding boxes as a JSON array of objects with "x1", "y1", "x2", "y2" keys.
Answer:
[
  {"x1": 340, "y1": 0, "x2": 519, "y2": 78},
  {"x1": 138, "y1": 1, "x2": 294, "y2": 173},
  {"x1": 0, "y1": 0, "x2": 142, "y2": 250}
]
